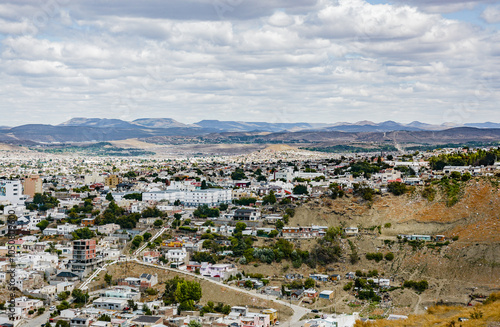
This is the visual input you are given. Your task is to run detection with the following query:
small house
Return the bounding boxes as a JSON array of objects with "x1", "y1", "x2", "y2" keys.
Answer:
[
  {"x1": 309, "y1": 274, "x2": 329, "y2": 282},
  {"x1": 330, "y1": 274, "x2": 341, "y2": 281},
  {"x1": 345, "y1": 272, "x2": 356, "y2": 280},
  {"x1": 434, "y1": 235, "x2": 445, "y2": 242},
  {"x1": 319, "y1": 290, "x2": 334, "y2": 300},
  {"x1": 303, "y1": 289, "x2": 318, "y2": 298},
  {"x1": 344, "y1": 227, "x2": 359, "y2": 236}
]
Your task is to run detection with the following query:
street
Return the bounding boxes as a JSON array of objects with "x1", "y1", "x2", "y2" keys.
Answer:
[{"x1": 20, "y1": 310, "x2": 50, "y2": 327}]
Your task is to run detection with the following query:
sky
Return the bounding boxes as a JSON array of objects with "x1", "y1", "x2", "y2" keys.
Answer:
[{"x1": 0, "y1": 0, "x2": 499, "y2": 127}]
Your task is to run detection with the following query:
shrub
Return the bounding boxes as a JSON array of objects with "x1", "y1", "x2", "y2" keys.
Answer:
[
  {"x1": 384, "y1": 252, "x2": 394, "y2": 261},
  {"x1": 366, "y1": 252, "x2": 384, "y2": 262},
  {"x1": 421, "y1": 186, "x2": 436, "y2": 201},
  {"x1": 387, "y1": 182, "x2": 407, "y2": 196},
  {"x1": 403, "y1": 280, "x2": 429, "y2": 292},
  {"x1": 145, "y1": 288, "x2": 158, "y2": 296},
  {"x1": 343, "y1": 282, "x2": 353, "y2": 291}
]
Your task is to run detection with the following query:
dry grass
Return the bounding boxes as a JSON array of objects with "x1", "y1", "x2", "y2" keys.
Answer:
[
  {"x1": 354, "y1": 293, "x2": 500, "y2": 327},
  {"x1": 90, "y1": 261, "x2": 293, "y2": 319}
]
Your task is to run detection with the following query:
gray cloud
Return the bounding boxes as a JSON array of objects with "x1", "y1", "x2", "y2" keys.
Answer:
[{"x1": 0, "y1": 0, "x2": 498, "y2": 126}]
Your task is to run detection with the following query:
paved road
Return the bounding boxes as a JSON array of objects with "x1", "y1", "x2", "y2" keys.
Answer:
[{"x1": 20, "y1": 310, "x2": 50, "y2": 327}]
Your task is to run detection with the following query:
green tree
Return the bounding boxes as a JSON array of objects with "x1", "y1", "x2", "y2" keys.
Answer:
[
  {"x1": 98, "y1": 315, "x2": 111, "y2": 322},
  {"x1": 123, "y1": 193, "x2": 142, "y2": 201},
  {"x1": 262, "y1": 191, "x2": 277, "y2": 205},
  {"x1": 131, "y1": 235, "x2": 143, "y2": 249},
  {"x1": 141, "y1": 207, "x2": 162, "y2": 218},
  {"x1": 57, "y1": 291, "x2": 70, "y2": 301},
  {"x1": 56, "y1": 301, "x2": 70, "y2": 311},
  {"x1": 55, "y1": 321, "x2": 70, "y2": 327},
  {"x1": 36, "y1": 220, "x2": 50, "y2": 231},
  {"x1": 145, "y1": 287, "x2": 158, "y2": 295},
  {"x1": 71, "y1": 289, "x2": 89, "y2": 304},
  {"x1": 293, "y1": 185, "x2": 308, "y2": 195},
  {"x1": 385, "y1": 252, "x2": 395, "y2": 261},
  {"x1": 104, "y1": 273, "x2": 113, "y2": 286},
  {"x1": 187, "y1": 321, "x2": 202, "y2": 327},
  {"x1": 231, "y1": 168, "x2": 247, "y2": 180},
  {"x1": 143, "y1": 303, "x2": 152, "y2": 315},
  {"x1": 387, "y1": 182, "x2": 407, "y2": 196},
  {"x1": 72, "y1": 227, "x2": 96, "y2": 240},
  {"x1": 174, "y1": 280, "x2": 202, "y2": 306},
  {"x1": 193, "y1": 205, "x2": 219, "y2": 218},
  {"x1": 275, "y1": 220, "x2": 284, "y2": 230},
  {"x1": 304, "y1": 278, "x2": 315, "y2": 289},
  {"x1": 235, "y1": 222, "x2": 247, "y2": 234},
  {"x1": 105, "y1": 193, "x2": 114, "y2": 201},
  {"x1": 154, "y1": 219, "x2": 163, "y2": 227},
  {"x1": 143, "y1": 232, "x2": 152, "y2": 241}
]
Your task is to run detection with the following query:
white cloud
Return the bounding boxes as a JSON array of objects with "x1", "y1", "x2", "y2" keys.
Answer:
[
  {"x1": 0, "y1": 0, "x2": 498, "y2": 125},
  {"x1": 482, "y1": 5, "x2": 500, "y2": 24}
]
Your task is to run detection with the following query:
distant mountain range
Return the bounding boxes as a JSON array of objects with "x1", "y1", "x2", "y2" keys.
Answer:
[
  {"x1": 0, "y1": 117, "x2": 498, "y2": 145},
  {"x1": 56, "y1": 118, "x2": 500, "y2": 133}
]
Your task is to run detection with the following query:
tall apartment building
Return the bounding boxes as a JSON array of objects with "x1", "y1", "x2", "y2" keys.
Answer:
[
  {"x1": 104, "y1": 175, "x2": 121, "y2": 189},
  {"x1": 23, "y1": 175, "x2": 43, "y2": 198},
  {"x1": 71, "y1": 239, "x2": 102, "y2": 276},
  {"x1": 0, "y1": 180, "x2": 27, "y2": 205}
]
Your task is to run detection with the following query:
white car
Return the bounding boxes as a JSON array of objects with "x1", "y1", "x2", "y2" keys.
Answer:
[
  {"x1": 275, "y1": 322, "x2": 280, "y2": 325},
  {"x1": 49, "y1": 306, "x2": 55, "y2": 311}
]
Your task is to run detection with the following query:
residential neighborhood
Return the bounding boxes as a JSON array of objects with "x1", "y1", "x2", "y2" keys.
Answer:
[{"x1": 0, "y1": 145, "x2": 499, "y2": 327}]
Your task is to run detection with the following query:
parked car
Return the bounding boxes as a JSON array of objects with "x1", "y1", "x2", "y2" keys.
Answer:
[
  {"x1": 311, "y1": 309, "x2": 319, "y2": 313},
  {"x1": 49, "y1": 306, "x2": 55, "y2": 311}
]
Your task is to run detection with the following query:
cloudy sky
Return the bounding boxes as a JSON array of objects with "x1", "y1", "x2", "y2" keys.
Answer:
[{"x1": 0, "y1": 0, "x2": 499, "y2": 126}]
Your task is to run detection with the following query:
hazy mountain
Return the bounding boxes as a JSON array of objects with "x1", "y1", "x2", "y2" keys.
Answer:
[
  {"x1": 324, "y1": 120, "x2": 422, "y2": 132},
  {"x1": 2, "y1": 118, "x2": 499, "y2": 144},
  {"x1": 132, "y1": 118, "x2": 192, "y2": 129},
  {"x1": 194, "y1": 120, "x2": 330, "y2": 132},
  {"x1": 188, "y1": 127, "x2": 500, "y2": 145},
  {"x1": 9, "y1": 124, "x2": 151, "y2": 142},
  {"x1": 59, "y1": 118, "x2": 141, "y2": 129},
  {"x1": 406, "y1": 121, "x2": 444, "y2": 130},
  {"x1": 465, "y1": 122, "x2": 500, "y2": 129}
]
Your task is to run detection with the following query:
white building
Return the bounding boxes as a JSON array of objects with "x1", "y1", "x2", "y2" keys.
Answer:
[
  {"x1": 0, "y1": 180, "x2": 27, "y2": 205},
  {"x1": 143, "y1": 190, "x2": 185, "y2": 203},
  {"x1": 93, "y1": 298, "x2": 128, "y2": 310},
  {"x1": 57, "y1": 223, "x2": 78, "y2": 235},
  {"x1": 166, "y1": 248, "x2": 187, "y2": 264},
  {"x1": 98, "y1": 223, "x2": 121, "y2": 234},
  {"x1": 143, "y1": 189, "x2": 232, "y2": 207},
  {"x1": 183, "y1": 189, "x2": 232, "y2": 207}
]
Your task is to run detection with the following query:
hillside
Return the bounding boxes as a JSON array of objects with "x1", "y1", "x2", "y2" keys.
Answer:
[
  {"x1": 354, "y1": 293, "x2": 500, "y2": 326},
  {"x1": 87, "y1": 261, "x2": 294, "y2": 319},
  {"x1": 272, "y1": 179, "x2": 500, "y2": 314},
  {"x1": 291, "y1": 179, "x2": 500, "y2": 242}
]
